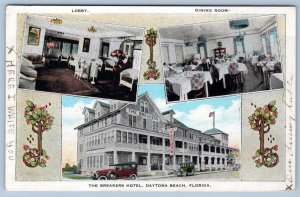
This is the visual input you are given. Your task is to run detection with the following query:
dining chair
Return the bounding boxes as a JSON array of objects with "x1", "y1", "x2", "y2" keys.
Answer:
[
  {"x1": 228, "y1": 63, "x2": 242, "y2": 93},
  {"x1": 74, "y1": 60, "x2": 82, "y2": 79},
  {"x1": 189, "y1": 73, "x2": 205, "y2": 98}
]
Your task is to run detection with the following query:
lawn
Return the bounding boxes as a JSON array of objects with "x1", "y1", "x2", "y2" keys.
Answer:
[{"x1": 62, "y1": 172, "x2": 91, "y2": 180}]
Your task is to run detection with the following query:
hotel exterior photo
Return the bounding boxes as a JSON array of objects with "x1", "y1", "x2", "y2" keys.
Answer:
[{"x1": 75, "y1": 93, "x2": 239, "y2": 175}]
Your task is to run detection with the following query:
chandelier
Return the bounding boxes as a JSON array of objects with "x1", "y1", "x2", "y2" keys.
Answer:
[{"x1": 88, "y1": 26, "x2": 97, "y2": 33}]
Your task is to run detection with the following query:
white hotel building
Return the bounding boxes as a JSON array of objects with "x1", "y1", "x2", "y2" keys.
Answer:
[{"x1": 75, "y1": 92, "x2": 239, "y2": 175}]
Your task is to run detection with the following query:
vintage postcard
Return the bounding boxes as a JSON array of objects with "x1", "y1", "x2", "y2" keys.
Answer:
[{"x1": 6, "y1": 6, "x2": 296, "y2": 192}]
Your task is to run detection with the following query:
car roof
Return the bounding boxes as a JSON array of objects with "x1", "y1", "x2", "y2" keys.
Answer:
[{"x1": 109, "y1": 161, "x2": 139, "y2": 166}]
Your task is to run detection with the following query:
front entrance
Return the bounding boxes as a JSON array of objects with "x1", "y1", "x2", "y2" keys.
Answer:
[{"x1": 151, "y1": 155, "x2": 162, "y2": 170}]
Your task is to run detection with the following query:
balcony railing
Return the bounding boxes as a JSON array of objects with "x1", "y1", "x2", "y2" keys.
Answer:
[{"x1": 150, "y1": 144, "x2": 163, "y2": 151}]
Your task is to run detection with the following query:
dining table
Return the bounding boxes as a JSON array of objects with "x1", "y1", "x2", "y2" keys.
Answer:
[
  {"x1": 165, "y1": 71, "x2": 213, "y2": 101},
  {"x1": 214, "y1": 62, "x2": 248, "y2": 89}
]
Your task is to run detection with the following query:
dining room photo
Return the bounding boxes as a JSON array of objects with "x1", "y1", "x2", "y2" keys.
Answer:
[
  {"x1": 18, "y1": 14, "x2": 144, "y2": 102},
  {"x1": 158, "y1": 15, "x2": 284, "y2": 102}
]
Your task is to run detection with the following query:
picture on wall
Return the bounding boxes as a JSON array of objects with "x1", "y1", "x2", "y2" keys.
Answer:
[
  {"x1": 82, "y1": 37, "x2": 90, "y2": 52},
  {"x1": 27, "y1": 26, "x2": 41, "y2": 45}
]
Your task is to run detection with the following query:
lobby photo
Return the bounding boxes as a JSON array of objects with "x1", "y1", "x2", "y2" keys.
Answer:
[
  {"x1": 18, "y1": 14, "x2": 144, "y2": 102},
  {"x1": 61, "y1": 84, "x2": 241, "y2": 181}
]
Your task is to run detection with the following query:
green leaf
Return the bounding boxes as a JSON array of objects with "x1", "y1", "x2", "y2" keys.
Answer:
[
  {"x1": 260, "y1": 108, "x2": 265, "y2": 116},
  {"x1": 30, "y1": 160, "x2": 36, "y2": 167},
  {"x1": 255, "y1": 149, "x2": 261, "y2": 157},
  {"x1": 39, "y1": 163, "x2": 47, "y2": 168},
  {"x1": 265, "y1": 161, "x2": 272, "y2": 167},
  {"x1": 248, "y1": 116, "x2": 254, "y2": 121},
  {"x1": 31, "y1": 119, "x2": 37, "y2": 124},
  {"x1": 251, "y1": 124, "x2": 256, "y2": 129},
  {"x1": 25, "y1": 114, "x2": 33, "y2": 120},
  {"x1": 45, "y1": 125, "x2": 51, "y2": 129},
  {"x1": 25, "y1": 106, "x2": 31, "y2": 112},
  {"x1": 270, "y1": 115, "x2": 276, "y2": 120},
  {"x1": 271, "y1": 107, "x2": 277, "y2": 112},
  {"x1": 42, "y1": 149, "x2": 47, "y2": 156},
  {"x1": 26, "y1": 100, "x2": 34, "y2": 107},
  {"x1": 255, "y1": 111, "x2": 259, "y2": 116},
  {"x1": 42, "y1": 110, "x2": 48, "y2": 116},
  {"x1": 36, "y1": 108, "x2": 42, "y2": 116},
  {"x1": 49, "y1": 116, "x2": 54, "y2": 120},
  {"x1": 32, "y1": 113, "x2": 39, "y2": 120},
  {"x1": 256, "y1": 163, "x2": 262, "y2": 168},
  {"x1": 268, "y1": 100, "x2": 276, "y2": 107},
  {"x1": 264, "y1": 113, "x2": 270, "y2": 119}
]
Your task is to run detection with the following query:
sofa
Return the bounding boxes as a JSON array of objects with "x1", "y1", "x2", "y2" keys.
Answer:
[
  {"x1": 22, "y1": 53, "x2": 45, "y2": 69},
  {"x1": 18, "y1": 57, "x2": 37, "y2": 90}
]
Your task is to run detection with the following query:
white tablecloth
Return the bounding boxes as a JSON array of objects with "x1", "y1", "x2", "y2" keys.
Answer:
[
  {"x1": 166, "y1": 71, "x2": 212, "y2": 101},
  {"x1": 168, "y1": 65, "x2": 183, "y2": 73},
  {"x1": 214, "y1": 63, "x2": 248, "y2": 89},
  {"x1": 257, "y1": 61, "x2": 277, "y2": 72}
]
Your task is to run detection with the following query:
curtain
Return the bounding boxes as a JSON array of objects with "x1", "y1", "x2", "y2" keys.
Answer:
[{"x1": 269, "y1": 28, "x2": 279, "y2": 58}]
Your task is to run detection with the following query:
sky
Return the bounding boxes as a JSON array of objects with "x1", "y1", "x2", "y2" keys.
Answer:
[{"x1": 62, "y1": 84, "x2": 241, "y2": 166}]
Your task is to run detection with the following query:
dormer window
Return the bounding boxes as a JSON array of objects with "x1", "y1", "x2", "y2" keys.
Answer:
[{"x1": 140, "y1": 101, "x2": 149, "y2": 113}]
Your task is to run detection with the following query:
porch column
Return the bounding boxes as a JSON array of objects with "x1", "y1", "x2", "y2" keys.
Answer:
[
  {"x1": 225, "y1": 158, "x2": 228, "y2": 170},
  {"x1": 201, "y1": 156, "x2": 205, "y2": 171},
  {"x1": 147, "y1": 153, "x2": 151, "y2": 172},
  {"x1": 173, "y1": 155, "x2": 176, "y2": 170},
  {"x1": 147, "y1": 135, "x2": 151, "y2": 150},
  {"x1": 197, "y1": 156, "x2": 200, "y2": 170},
  {"x1": 114, "y1": 151, "x2": 118, "y2": 164},
  {"x1": 162, "y1": 137, "x2": 165, "y2": 152},
  {"x1": 131, "y1": 151, "x2": 135, "y2": 162},
  {"x1": 209, "y1": 156, "x2": 212, "y2": 171},
  {"x1": 162, "y1": 154, "x2": 166, "y2": 171},
  {"x1": 190, "y1": 156, "x2": 193, "y2": 162}
]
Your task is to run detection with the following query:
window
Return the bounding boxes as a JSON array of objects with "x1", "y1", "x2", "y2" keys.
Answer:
[
  {"x1": 109, "y1": 155, "x2": 114, "y2": 165},
  {"x1": 261, "y1": 33, "x2": 268, "y2": 54},
  {"x1": 105, "y1": 119, "x2": 107, "y2": 127},
  {"x1": 269, "y1": 28, "x2": 279, "y2": 58},
  {"x1": 100, "y1": 155, "x2": 103, "y2": 168},
  {"x1": 98, "y1": 134, "x2": 101, "y2": 145},
  {"x1": 111, "y1": 132, "x2": 115, "y2": 142},
  {"x1": 93, "y1": 156, "x2": 96, "y2": 168},
  {"x1": 96, "y1": 155, "x2": 99, "y2": 168},
  {"x1": 87, "y1": 157, "x2": 89, "y2": 168},
  {"x1": 153, "y1": 121, "x2": 158, "y2": 131},
  {"x1": 101, "y1": 134, "x2": 104, "y2": 144},
  {"x1": 234, "y1": 37, "x2": 245, "y2": 55},
  {"x1": 128, "y1": 132, "x2": 132, "y2": 143},
  {"x1": 143, "y1": 118, "x2": 147, "y2": 129},
  {"x1": 117, "y1": 130, "x2": 121, "y2": 142},
  {"x1": 108, "y1": 132, "x2": 111, "y2": 143},
  {"x1": 95, "y1": 135, "x2": 98, "y2": 145},
  {"x1": 79, "y1": 144, "x2": 83, "y2": 152},
  {"x1": 98, "y1": 112, "x2": 101, "y2": 118},
  {"x1": 129, "y1": 115, "x2": 136, "y2": 127},
  {"x1": 104, "y1": 133, "x2": 107, "y2": 143},
  {"x1": 138, "y1": 156, "x2": 147, "y2": 165},
  {"x1": 92, "y1": 136, "x2": 95, "y2": 146},
  {"x1": 140, "y1": 101, "x2": 149, "y2": 113},
  {"x1": 122, "y1": 132, "x2": 127, "y2": 143},
  {"x1": 133, "y1": 133, "x2": 138, "y2": 144},
  {"x1": 71, "y1": 43, "x2": 78, "y2": 55}
]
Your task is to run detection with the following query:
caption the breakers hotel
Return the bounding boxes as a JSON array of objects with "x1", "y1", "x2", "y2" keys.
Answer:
[{"x1": 75, "y1": 93, "x2": 239, "y2": 175}]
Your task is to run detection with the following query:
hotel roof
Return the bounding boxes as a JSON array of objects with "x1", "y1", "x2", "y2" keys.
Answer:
[{"x1": 204, "y1": 128, "x2": 228, "y2": 135}]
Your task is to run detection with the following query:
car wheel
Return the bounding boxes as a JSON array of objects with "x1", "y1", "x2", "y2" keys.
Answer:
[
  {"x1": 108, "y1": 173, "x2": 116, "y2": 180},
  {"x1": 99, "y1": 175, "x2": 107, "y2": 180},
  {"x1": 130, "y1": 174, "x2": 137, "y2": 180}
]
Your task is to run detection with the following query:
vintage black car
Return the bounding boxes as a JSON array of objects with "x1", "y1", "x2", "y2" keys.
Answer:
[{"x1": 93, "y1": 161, "x2": 138, "y2": 180}]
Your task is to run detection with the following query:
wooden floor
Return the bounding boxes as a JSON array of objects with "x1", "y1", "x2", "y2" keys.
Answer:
[
  {"x1": 167, "y1": 62, "x2": 267, "y2": 102},
  {"x1": 36, "y1": 63, "x2": 137, "y2": 102}
]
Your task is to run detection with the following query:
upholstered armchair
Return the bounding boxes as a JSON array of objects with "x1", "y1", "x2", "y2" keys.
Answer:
[
  {"x1": 19, "y1": 58, "x2": 38, "y2": 90},
  {"x1": 104, "y1": 59, "x2": 116, "y2": 72},
  {"x1": 119, "y1": 68, "x2": 139, "y2": 91}
]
